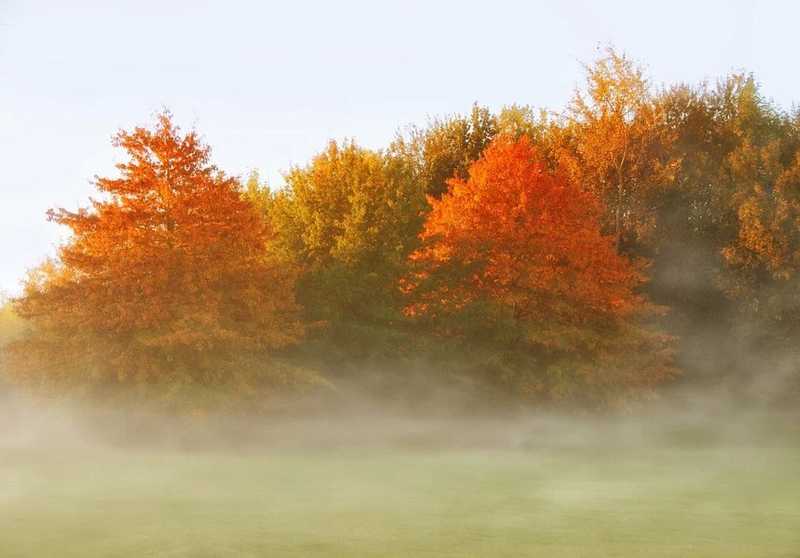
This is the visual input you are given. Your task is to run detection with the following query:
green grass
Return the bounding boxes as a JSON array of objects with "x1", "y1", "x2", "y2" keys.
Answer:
[{"x1": 1, "y1": 439, "x2": 798, "y2": 557}]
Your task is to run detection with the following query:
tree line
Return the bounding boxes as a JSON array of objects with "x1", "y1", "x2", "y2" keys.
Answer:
[{"x1": 4, "y1": 49, "x2": 800, "y2": 411}]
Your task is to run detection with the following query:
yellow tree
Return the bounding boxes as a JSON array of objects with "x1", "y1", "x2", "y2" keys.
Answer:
[
  {"x1": 722, "y1": 143, "x2": 800, "y2": 331},
  {"x1": 269, "y1": 140, "x2": 427, "y2": 327},
  {"x1": 566, "y1": 48, "x2": 678, "y2": 251}
]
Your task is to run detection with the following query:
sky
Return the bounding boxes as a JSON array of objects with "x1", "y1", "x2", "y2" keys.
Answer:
[{"x1": 1, "y1": 0, "x2": 798, "y2": 296}]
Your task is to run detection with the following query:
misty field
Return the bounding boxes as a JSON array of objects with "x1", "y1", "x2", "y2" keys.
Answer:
[{"x1": 1, "y1": 417, "x2": 799, "y2": 558}]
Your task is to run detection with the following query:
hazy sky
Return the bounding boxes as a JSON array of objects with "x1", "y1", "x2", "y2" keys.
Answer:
[{"x1": 1, "y1": 0, "x2": 797, "y2": 295}]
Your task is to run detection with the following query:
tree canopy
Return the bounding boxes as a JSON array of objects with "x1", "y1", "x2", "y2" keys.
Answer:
[
  {"x1": 403, "y1": 136, "x2": 674, "y2": 403},
  {"x1": 4, "y1": 52, "x2": 800, "y2": 409},
  {"x1": 8, "y1": 114, "x2": 305, "y2": 396}
]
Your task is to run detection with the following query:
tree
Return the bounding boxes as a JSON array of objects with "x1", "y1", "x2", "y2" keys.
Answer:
[
  {"x1": 8, "y1": 113, "x2": 306, "y2": 396},
  {"x1": 565, "y1": 48, "x2": 679, "y2": 251},
  {"x1": 720, "y1": 106, "x2": 800, "y2": 337},
  {"x1": 648, "y1": 76, "x2": 800, "y2": 318},
  {"x1": 396, "y1": 103, "x2": 498, "y2": 198},
  {"x1": 243, "y1": 169, "x2": 272, "y2": 218},
  {"x1": 404, "y1": 136, "x2": 675, "y2": 404},
  {"x1": 269, "y1": 140, "x2": 426, "y2": 336}
]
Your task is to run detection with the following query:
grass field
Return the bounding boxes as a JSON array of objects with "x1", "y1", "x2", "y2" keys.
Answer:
[{"x1": 1, "y1": 416, "x2": 799, "y2": 558}]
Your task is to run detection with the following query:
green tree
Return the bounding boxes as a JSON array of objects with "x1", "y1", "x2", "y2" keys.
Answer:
[
  {"x1": 396, "y1": 103, "x2": 498, "y2": 198},
  {"x1": 269, "y1": 140, "x2": 427, "y2": 350}
]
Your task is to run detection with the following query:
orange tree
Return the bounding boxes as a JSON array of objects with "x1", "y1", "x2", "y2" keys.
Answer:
[
  {"x1": 7, "y1": 114, "x2": 308, "y2": 401},
  {"x1": 404, "y1": 136, "x2": 675, "y2": 405}
]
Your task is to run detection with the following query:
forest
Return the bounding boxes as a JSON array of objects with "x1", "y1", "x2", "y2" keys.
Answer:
[{"x1": 3, "y1": 49, "x2": 800, "y2": 413}]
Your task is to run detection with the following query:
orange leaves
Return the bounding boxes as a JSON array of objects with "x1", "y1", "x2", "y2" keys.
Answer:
[
  {"x1": 12, "y1": 113, "x2": 303, "y2": 385},
  {"x1": 400, "y1": 135, "x2": 677, "y2": 404},
  {"x1": 405, "y1": 135, "x2": 646, "y2": 327}
]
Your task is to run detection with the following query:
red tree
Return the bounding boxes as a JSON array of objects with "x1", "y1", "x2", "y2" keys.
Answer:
[{"x1": 404, "y1": 136, "x2": 674, "y2": 403}]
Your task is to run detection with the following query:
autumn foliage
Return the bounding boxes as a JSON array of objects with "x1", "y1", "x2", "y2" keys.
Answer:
[
  {"x1": 269, "y1": 140, "x2": 425, "y2": 325},
  {"x1": 403, "y1": 136, "x2": 674, "y2": 402},
  {"x1": 8, "y1": 114, "x2": 304, "y2": 395},
  {"x1": 406, "y1": 136, "x2": 644, "y2": 325},
  {"x1": 4, "y1": 49, "x2": 800, "y2": 409}
]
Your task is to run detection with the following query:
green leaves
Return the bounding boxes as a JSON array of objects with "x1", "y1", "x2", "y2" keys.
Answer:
[{"x1": 270, "y1": 140, "x2": 426, "y2": 326}]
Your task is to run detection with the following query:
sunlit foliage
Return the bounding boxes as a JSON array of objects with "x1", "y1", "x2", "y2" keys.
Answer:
[
  {"x1": 253, "y1": 139, "x2": 431, "y2": 373},
  {"x1": 397, "y1": 104, "x2": 498, "y2": 198},
  {"x1": 8, "y1": 114, "x2": 307, "y2": 399},
  {"x1": 562, "y1": 48, "x2": 680, "y2": 251},
  {"x1": 5, "y1": 52, "x2": 800, "y2": 408},
  {"x1": 404, "y1": 136, "x2": 675, "y2": 404}
]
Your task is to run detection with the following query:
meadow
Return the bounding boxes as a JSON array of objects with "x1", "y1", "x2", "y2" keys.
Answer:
[{"x1": 1, "y1": 412, "x2": 798, "y2": 557}]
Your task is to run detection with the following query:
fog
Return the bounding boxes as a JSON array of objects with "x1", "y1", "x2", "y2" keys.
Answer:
[{"x1": 1, "y1": 379, "x2": 796, "y2": 453}]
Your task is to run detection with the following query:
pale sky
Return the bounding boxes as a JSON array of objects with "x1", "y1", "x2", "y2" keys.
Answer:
[{"x1": 1, "y1": 0, "x2": 797, "y2": 295}]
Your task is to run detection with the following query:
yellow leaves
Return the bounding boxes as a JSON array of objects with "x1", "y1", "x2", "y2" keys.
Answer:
[
  {"x1": 726, "y1": 176, "x2": 800, "y2": 283},
  {"x1": 562, "y1": 48, "x2": 681, "y2": 247}
]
